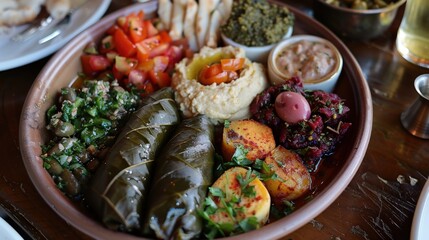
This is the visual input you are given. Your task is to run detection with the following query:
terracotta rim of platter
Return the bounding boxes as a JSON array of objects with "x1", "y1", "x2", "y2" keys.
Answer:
[{"x1": 19, "y1": 1, "x2": 373, "y2": 239}]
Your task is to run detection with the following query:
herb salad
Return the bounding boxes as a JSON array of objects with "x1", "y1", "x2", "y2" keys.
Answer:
[{"x1": 41, "y1": 79, "x2": 140, "y2": 199}]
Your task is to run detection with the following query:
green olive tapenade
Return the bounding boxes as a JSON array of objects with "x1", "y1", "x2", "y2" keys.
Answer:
[{"x1": 220, "y1": 0, "x2": 294, "y2": 47}]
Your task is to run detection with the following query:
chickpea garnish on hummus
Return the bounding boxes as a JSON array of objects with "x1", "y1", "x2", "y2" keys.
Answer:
[{"x1": 172, "y1": 46, "x2": 268, "y2": 123}]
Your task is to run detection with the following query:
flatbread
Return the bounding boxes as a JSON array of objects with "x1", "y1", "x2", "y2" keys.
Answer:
[
  {"x1": 183, "y1": 0, "x2": 198, "y2": 51},
  {"x1": 195, "y1": 0, "x2": 220, "y2": 49},
  {"x1": 158, "y1": 0, "x2": 231, "y2": 50},
  {"x1": 217, "y1": 0, "x2": 233, "y2": 24},
  {"x1": 158, "y1": 0, "x2": 172, "y2": 30},
  {"x1": 205, "y1": 9, "x2": 221, "y2": 48},
  {"x1": 169, "y1": 0, "x2": 187, "y2": 40}
]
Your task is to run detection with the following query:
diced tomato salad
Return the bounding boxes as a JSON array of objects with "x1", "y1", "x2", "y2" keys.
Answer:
[{"x1": 80, "y1": 10, "x2": 190, "y2": 95}]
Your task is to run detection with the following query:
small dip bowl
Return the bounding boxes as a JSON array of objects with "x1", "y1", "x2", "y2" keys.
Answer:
[
  {"x1": 221, "y1": 25, "x2": 293, "y2": 64},
  {"x1": 268, "y1": 35, "x2": 343, "y2": 92}
]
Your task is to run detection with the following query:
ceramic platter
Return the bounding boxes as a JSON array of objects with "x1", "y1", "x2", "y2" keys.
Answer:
[{"x1": 19, "y1": 1, "x2": 373, "y2": 239}]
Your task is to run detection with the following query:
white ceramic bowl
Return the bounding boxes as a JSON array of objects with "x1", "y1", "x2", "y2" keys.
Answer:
[
  {"x1": 221, "y1": 26, "x2": 293, "y2": 63},
  {"x1": 268, "y1": 35, "x2": 343, "y2": 92}
]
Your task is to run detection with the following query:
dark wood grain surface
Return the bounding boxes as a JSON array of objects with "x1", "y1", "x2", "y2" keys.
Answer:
[{"x1": 1, "y1": 0, "x2": 428, "y2": 239}]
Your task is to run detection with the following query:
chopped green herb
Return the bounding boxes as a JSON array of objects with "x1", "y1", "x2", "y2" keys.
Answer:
[
  {"x1": 236, "y1": 169, "x2": 256, "y2": 198},
  {"x1": 238, "y1": 216, "x2": 259, "y2": 232},
  {"x1": 41, "y1": 80, "x2": 140, "y2": 199},
  {"x1": 224, "y1": 119, "x2": 231, "y2": 128}
]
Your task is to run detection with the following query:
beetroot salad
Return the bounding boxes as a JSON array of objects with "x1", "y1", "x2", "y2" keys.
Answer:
[{"x1": 250, "y1": 77, "x2": 351, "y2": 172}]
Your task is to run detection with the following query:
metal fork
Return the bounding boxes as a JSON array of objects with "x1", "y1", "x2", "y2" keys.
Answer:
[{"x1": 11, "y1": 14, "x2": 68, "y2": 42}]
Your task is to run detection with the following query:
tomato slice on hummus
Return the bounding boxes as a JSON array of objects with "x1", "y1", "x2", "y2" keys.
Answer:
[
  {"x1": 221, "y1": 58, "x2": 245, "y2": 71},
  {"x1": 198, "y1": 58, "x2": 245, "y2": 85}
]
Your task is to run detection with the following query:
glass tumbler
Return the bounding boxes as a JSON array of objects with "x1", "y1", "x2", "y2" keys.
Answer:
[{"x1": 396, "y1": 0, "x2": 429, "y2": 68}]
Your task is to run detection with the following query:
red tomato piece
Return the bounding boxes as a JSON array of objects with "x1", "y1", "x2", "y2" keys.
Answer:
[
  {"x1": 117, "y1": 12, "x2": 142, "y2": 33},
  {"x1": 198, "y1": 65, "x2": 210, "y2": 82},
  {"x1": 112, "y1": 65, "x2": 125, "y2": 81},
  {"x1": 136, "y1": 42, "x2": 150, "y2": 62},
  {"x1": 80, "y1": 55, "x2": 110, "y2": 76},
  {"x1": 137, "y1": 81, "x2": 156, "y2": 96},
  {"x1": 149, "y1": 43, "x2": 169, "y2": 58},
  {"x1": 135, "y1": 36, "x2": 161, "y2": 61},
  {"x1": 128, "y1": 16, "x2": 147, "y2": 43},
  {"x1": 144, "y1": 20, "x2": 159, "y2": 37},
  {"x1": 89, "y1": 55, "x2": 111, "y2": 71},
  {"x1": 80, "y1": 55, "x2": 95, "y2": 76},
  {"x1": 113, "y1": 28, "x2": 136, "y2": 57},
  {"x1": 158, "y1": 30, "x2": 172, "y2": 44},
  {"x1": 149, "y1": 70, "x2": 171, "y2": 88},
  {"x1": 143, "y1": 81, "x2": 156, "y2": 94},
  {"x1": 140, "y1": 35, "x2": 161, "y2": 49},
  {"x1": 137, "y1": 59, "x2": 154, "y2": 72},
  {"x1": 221, "y1": 58, "x2": 245, "y2": 71},
  {"x1": 106, "y1": 24, "x2": 120, "y2": 35},
  {"x1": 202, "y1": 63, "x2": 223, "y2": 78},
  {"x1": 200, "y1": 71, "x2": 229, "y2": 85},
  {"x1": 199, "y1": 63, "x2": 233, "y2": 85}
]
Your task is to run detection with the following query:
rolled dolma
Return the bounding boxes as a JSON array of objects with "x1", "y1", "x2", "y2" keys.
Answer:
[
  {"x1": 142, "y1": 115, "x2": 215, "y2": 239},
  {"x1": 85, "y1": 87, "x2": 180, "y2": 232}
]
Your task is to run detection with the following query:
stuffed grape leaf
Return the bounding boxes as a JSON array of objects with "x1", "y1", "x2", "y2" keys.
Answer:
[
  {"x1": 141, "y1": 115, "x2": 215, "y2": 239},
  {"x1": 85, "y1": 87, "x2": 181, "y2": 233}
]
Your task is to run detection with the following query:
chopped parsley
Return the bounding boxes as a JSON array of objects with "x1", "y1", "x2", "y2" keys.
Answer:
[
  {"x1": 200, "y1": 145, "x2": 282, "y2": 238},
  {"x1": 41, "y1": 80, "x2": 140, "y2": 199}
]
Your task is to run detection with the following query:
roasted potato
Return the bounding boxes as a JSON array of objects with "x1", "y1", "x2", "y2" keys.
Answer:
[
  {"x1": 208, "y1": 167, "x2": 271, "y2": 228},
  {"x1": 222, "y1": 119, "x2": 276, "y2": 162},
  {"x1": 263, "y1": 146, "x2": 311, "y2": 200}
]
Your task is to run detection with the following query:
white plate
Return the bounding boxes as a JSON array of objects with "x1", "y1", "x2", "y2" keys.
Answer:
[
  {"x1": 0, "y1": 0, "x2": 111, "y2": 71},
  {"x1": 411, "y1": 178, "x2": 429, "y2": 240},
  {"x1": 0, "y1": 218, "x2": 23, "y2": 240}
]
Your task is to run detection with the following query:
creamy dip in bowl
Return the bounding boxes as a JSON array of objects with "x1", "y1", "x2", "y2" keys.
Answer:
[
  {"x1": 172, "y1": 46, "x2": 268, "y2": 123},
  {"x1": 268, "y1": 35, "x2": 343, "y2": 92}
]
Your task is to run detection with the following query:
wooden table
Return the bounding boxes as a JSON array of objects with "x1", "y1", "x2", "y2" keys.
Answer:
[{"x1": 1, "y1": 0, "x2": 428, "y2": 239}]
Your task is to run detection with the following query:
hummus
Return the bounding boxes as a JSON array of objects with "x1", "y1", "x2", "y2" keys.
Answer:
[{"x1": 172, "y1": 46, "x2": 268, "y2": 123}]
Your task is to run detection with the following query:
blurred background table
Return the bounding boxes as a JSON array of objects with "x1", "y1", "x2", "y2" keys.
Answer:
[{"x1": 0, "y1": 0, "x2": 428, "y2": 239}]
